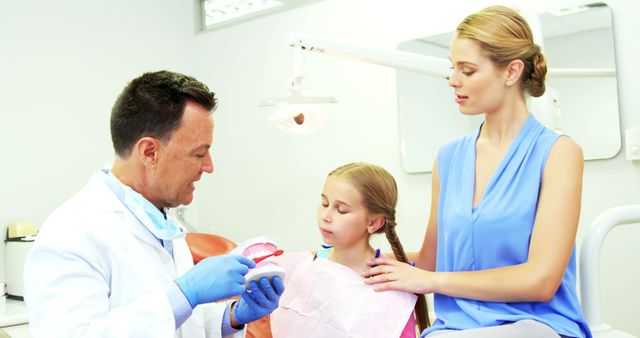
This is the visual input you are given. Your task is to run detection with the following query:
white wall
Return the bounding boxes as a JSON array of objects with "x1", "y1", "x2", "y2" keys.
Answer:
[
  {"x1": 0, "y1": 0, "x2": 195, "y2": 279},
  {"x1": 0, "y1": 0, "x2": 638, "y2": 336}
]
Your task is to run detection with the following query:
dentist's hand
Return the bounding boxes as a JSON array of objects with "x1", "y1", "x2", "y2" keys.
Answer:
[
  {"x1": 176, "y1": 254, "x2": 255, "y2": 308},
  {"x1": 234, "y1": 276, "x2": 285, "y2": 324}
]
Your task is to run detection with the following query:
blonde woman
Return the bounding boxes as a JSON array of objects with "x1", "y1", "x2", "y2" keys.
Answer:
[{"x1": 364, "y1": 6, "x2": 591, "y2": 338}]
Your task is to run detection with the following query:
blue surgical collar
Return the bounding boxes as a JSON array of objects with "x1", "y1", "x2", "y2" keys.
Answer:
[{"x1": 99, "y1": 169, "x2": 184, "y2": 241}]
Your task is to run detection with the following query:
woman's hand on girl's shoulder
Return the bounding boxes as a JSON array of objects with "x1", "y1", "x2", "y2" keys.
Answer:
[{"x1": 361, "y1": 256, "x2": 434, "y2": 294}]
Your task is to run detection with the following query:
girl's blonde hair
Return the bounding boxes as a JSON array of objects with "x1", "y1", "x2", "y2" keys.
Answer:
[
  {"x1": 456, "y1": 5, "x2": 547, "y2": 97},
  {"x1": 329, "y1": 162, "x2": 430, "y2": 331}
]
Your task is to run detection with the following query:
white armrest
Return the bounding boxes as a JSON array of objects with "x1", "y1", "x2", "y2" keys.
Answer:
[{"x1": 579, "y1": 204, "x2": 640, "y2": 336}]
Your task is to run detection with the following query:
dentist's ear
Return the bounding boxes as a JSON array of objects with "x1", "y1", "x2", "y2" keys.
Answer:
[
  {"x1": 367, "y1": 215, "x2": 386, "y2": 234},
  {"x1": 136, "y1": 137, "x2": 160, "y2": 168}
]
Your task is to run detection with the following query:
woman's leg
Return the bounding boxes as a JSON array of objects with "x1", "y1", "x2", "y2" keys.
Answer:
[{"x1": 424, "y1": 320, "x2": 563, "y2": 338}]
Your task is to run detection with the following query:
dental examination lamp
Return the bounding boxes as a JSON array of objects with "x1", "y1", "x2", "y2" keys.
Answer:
[
  {"x1": 259, "y1": 42, "x2": 337, "y2": 136},
  {"x1": 262, "y1": 32, "x2": 615, "y2": 135},
  {"x1": 260, "y1": 32, "x2": 450, "y2": 135}
]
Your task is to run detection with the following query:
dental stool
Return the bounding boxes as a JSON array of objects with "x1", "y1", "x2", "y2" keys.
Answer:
[
  {"x1": 185, "y1": 233, "x2": 273, "y2": 338},
  {"x1": 580, "y1": 205, "x2": 639, "y2": 338}
]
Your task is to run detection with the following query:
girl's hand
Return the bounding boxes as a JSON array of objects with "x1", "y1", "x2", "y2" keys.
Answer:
[{"x1": 362, "y1": 256, "x2": 435, "y2": 294}]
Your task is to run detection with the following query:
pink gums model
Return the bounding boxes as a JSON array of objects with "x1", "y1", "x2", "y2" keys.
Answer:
[{"x1": 232, "y1": 236, "x2": 286, "y2": 287}]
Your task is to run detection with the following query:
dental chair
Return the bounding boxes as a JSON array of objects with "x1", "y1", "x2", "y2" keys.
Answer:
[
  {"x1": 580, "y1": 205, "x2": 639, "y2": 338},
  {"x1": 185, "y1": 233, "x2": 273, "y2": 338}
]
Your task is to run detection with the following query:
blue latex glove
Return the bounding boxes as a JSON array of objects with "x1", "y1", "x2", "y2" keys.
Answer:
[
  {"x1": 234, "y1": 276, "x2": 285, "y2": 324},
  {"x1": 176, "y1": 254, "x2": 255, "y2": 308}
]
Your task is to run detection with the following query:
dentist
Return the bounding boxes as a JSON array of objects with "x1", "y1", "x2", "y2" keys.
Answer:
[{"x1": 23, "y1": 70, "x2": 284, "y2": 338}]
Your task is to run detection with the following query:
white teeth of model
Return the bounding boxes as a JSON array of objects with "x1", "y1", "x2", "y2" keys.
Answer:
[{"x1": 248, "y1": 250, "x2": 271, "y2": 260}]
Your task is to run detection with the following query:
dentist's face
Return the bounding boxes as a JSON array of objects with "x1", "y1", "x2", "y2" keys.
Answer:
[
  {"x1": 151, "y1": 101, "x2": 214, "y2": 208},
  {"x1": 447, "y1": 36, "x2": 507, "y2": 116},
  {"x1": 317, "y1": 176, "x2": 371, "y2": 249}
]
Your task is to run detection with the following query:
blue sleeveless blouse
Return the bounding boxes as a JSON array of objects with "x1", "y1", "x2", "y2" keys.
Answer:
[{"x1": 421, "y1": 115, "x2": 591, "y2": 338}]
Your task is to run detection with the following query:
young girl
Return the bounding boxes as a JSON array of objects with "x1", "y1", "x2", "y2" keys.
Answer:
[{"x1": 270, "y1": 162, "x2": 429, "y2": 337}]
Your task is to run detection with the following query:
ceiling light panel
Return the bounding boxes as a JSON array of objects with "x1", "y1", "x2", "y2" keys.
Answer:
[{"x1": 202, "y1": 0, "x2": 322, "y2": 31}]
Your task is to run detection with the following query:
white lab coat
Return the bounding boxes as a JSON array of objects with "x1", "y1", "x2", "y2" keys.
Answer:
[{"x1": 23, "y1": 172, "x2": 245, "y2": 338}]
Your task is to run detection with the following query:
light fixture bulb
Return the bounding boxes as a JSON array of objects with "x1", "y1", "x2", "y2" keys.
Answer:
[{"x1": 268, "y1": 103, "x2": 328, "y2": 135}]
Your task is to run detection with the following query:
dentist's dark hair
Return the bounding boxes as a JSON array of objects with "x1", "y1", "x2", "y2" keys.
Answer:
[
  {"x1": 110, "y1": 70, "x2": 217, "y2": 158},
  {"x1": 328, "y1": 162, "x2": 431, "y2": 332}
]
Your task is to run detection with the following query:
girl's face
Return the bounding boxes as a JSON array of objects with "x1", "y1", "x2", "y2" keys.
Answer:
[
  {"x1": 447, "y1": 37, "x2": 508, "y2": 116},
  {"x1": 317, "y1": 176, "x2": 373, "y2": 249}
]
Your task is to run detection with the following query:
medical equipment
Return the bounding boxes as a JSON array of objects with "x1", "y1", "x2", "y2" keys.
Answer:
[
  {"x1": 4, "y1": 222, "x2": 37, "y2": 299},
  {"x1": 174, "y1": 206, "x2": 199, "y2": 233},
  {"x1": 580, "y1": 205, "x2": 639, "y2": 338},
  {"x1": 252, "y1": 249, "x2": 284, "y2": 264},
  {"x1": 260, "y1": 46, "x2": 336, "y2": 135},
  {"x1": 231, "y1": 236, "x2": 286, "y2": 288},
  {"x1": 184, "y1": 234, "x2": 286, "y2": 287}
]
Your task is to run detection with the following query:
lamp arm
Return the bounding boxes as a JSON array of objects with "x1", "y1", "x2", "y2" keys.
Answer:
[
  {"x1": 547, "y1": 68, "x2": 616, "y2": 78},
  {"x1": 287, "y1": 32, "x2": 451, "y2": 79},
  {"x1": 286, "y1": 32, "x2": 615, "y2": 79},
  {"x1": 174, "y1": 206, "x2": 199, "y2": 233}
]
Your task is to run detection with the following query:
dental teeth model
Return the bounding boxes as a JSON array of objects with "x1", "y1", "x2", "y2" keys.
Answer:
[{"x1": 231, "y1": 236, "x2": 286, "y2": 288}]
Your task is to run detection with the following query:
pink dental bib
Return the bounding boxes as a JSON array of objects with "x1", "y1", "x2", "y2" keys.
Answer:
[{"x1": 270, "y1": 252, "x2": 417, "y2": 338}]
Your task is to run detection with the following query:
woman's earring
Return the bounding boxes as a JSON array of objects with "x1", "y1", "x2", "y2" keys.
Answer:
[{"x1": 506, "y1": 79, "x2": 513, "y2": 86}]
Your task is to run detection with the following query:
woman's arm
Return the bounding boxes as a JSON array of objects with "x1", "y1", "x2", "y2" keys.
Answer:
[
  {"x1": 365, "y1": 137, "x2": 584, "y2": 302},
  {"x1": 409, "y1": 159, "x2": 439, "y2": 272}
]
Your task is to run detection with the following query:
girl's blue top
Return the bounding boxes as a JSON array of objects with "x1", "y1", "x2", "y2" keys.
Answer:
[{"x1": 421, "y1": 115, "x2": 591, "y2": 338}]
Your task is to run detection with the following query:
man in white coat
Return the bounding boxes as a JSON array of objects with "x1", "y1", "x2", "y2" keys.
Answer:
[{"x1": 23, "y1": 71, "x2": 284, "y2": 338}]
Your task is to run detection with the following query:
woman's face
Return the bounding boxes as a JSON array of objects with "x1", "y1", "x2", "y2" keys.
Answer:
[
  {"x1": 317, "y1": 176, "x2": 372, "y2": 249},
  {"x1": 447, "y1": 37, "x2": 508, "y2": 116}
]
